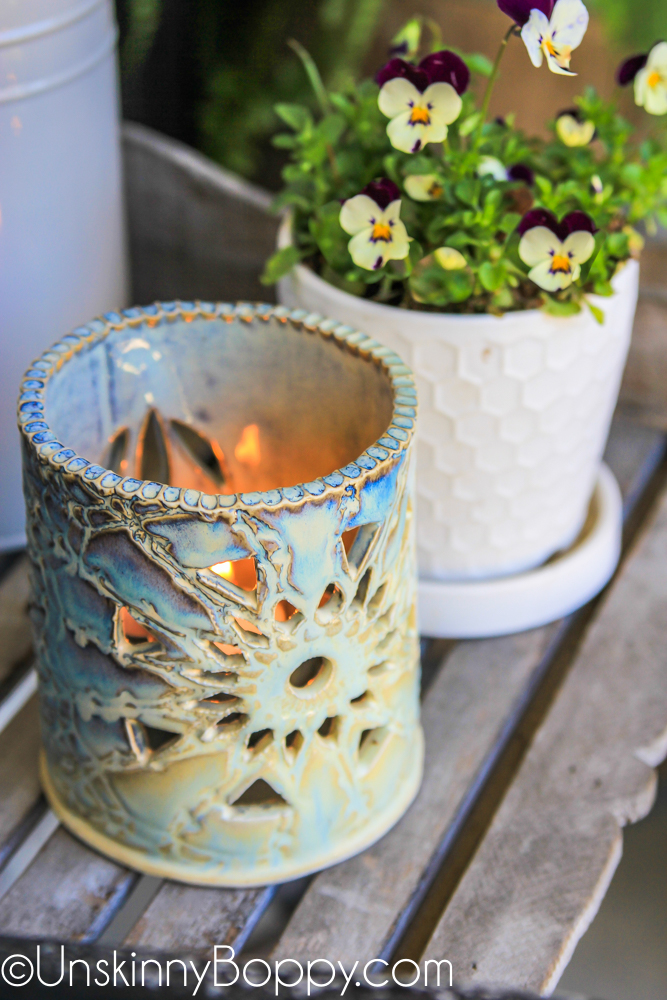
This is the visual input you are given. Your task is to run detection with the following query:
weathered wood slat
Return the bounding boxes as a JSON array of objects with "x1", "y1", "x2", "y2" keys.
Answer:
[
  {"x1": 0, "y1": 698, "x2": 41, "y2": 852},
  {"x1": 423, "y1": 475, "x2": 667, "y2": 995},
  {"x1": 0, "y1": 556, "x2": 31, "y2": 687},
  {"x1": 123, "y1": 882, "x2": 274, "y2": 953},
  {"x1": 122, "y1": 122, "x2": 280, "y2": 307},
  {"x1": 0, "y1": 829, "x2": 135, "y2": 941},
  {"x1": 271, "y1": 417, "x2": 664, "y2": 967}
]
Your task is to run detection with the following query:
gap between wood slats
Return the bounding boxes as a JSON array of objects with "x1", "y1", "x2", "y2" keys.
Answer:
[{"x1": 388, "y1": 432, "x2": 667, "y2": 965}]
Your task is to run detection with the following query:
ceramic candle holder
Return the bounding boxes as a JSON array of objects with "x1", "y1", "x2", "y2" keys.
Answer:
[{"x1": 18, "y1": 302, "x2": 421, "y2": 886}]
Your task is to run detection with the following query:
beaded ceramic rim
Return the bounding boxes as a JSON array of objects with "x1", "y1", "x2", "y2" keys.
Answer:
[{"x1": 17, "y1": 301, "x2": 418, "y2": 514}]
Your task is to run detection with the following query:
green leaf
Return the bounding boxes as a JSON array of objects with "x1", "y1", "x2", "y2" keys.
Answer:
[
  {"x1": 587, "y1": 301, "x2": 606, "y2": 325},
  {"x1": 464, "y1": 53, "x2": 493, "y2": 77},
  {"x1": 541, "y1": 296, "x2": 582, "y2": 317},
  {"x1": 458, "y1": 113, "x2": 481, "y2": 137},
  {"x1": 272, "y1": 133, "x2": 298, "y2": 149},
  {"x1": 478, "y1": 261, "x2": 505, "y2": 292},
  {"x1": 310, "y1": 201, "x2": 351, "y2": 271},
  {"x1": 261, "y1": 246, "x2": 304, "y2": 285},
  {"x1": 274, "y1": 103, "x2": 312, "y2": 132}
]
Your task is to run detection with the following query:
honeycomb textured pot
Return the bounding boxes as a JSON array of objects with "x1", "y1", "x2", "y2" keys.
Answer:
[
  {"x1": 18, "y1": 302, "x2": 421, "y2": 886},
  {"x1": 279, "y1": 228, "x2": 639, "y2": 581}
]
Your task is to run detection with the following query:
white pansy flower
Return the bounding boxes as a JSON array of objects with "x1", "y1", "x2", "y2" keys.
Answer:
[
  {"x1": 477, "y1": 156, "x2": 508, "y2": 181},
  {"x1": 376, "y1": 52, "x2": 469, "y2": 154},
  {"x1": 404, "y1": 174, "x2": 444, "y2": 201},
  {"x1": 339, "y1": 181, "x2": 410, "y2": 271},
  {"x1": 521, "y1": 0, "x2": 589, "y2": 76},
  {"x1": 634, "y1": 42, "x2": 667, "y2": 116},
  {"x1": 518, "y1": 209, "x2": 596, "y2": 291}
]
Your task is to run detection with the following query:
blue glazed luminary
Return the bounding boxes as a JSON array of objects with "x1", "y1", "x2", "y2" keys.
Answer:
[{"x1": 18, "y1": 302, "x2": 421, "y2": 886}]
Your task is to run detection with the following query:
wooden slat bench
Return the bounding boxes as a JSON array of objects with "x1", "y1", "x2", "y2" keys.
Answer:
[{"x1": 0, "y1": 121, "x2": 666, "y2": 998}]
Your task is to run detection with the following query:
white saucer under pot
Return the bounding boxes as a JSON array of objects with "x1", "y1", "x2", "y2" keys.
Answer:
[{"x1": 279, "y1": 221, "x2": 638, "y2": 636}]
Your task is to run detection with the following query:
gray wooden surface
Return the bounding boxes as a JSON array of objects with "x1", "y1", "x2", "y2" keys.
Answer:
[{"x1": 0, "y1": 123, "x2": 665, "y2": 999}]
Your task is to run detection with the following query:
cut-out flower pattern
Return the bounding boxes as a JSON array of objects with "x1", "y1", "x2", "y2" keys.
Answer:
[
  {"x1": 339, "y1": 179, "x2": 410, "y2": 271},
  {"x1": 618, "y1": 42, "x2": 667, "y2": 116},
  {"x1": 376, "y1": 51, "x2": 468, "y2": 153},
  {"x1": 499, "y1": 0, "x2": 589, "y2": 76},
  {"x1": 518, "y1": 208, "x2": 596, "y2": 291}
]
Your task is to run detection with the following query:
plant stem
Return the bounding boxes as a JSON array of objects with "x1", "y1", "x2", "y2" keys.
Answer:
[
  {"x1": 288, "y1": 38, "x2": 331, "y2": 116},
  {"x1": 477, "y1": 25, "x2": 518, "y2": 137}
]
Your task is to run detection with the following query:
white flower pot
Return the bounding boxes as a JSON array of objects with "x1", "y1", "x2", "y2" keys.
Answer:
[
  {"x1": 0, "y1": 0, "x2": 127, "y2": 551},
  {"x1": 278, "y1": 221, "x2": 639, "y2": 632}
]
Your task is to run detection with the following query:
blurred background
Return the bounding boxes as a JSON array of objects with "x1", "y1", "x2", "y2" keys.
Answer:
[
  {"x1": 114, "y1": 0, "x2": 667, "y2": 188},
  {"x1": 112, "y1": 3, "x2": 667, "y2": 998}
]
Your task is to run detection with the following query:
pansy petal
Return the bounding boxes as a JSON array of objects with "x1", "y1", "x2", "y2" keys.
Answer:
[
  {"x1": 636, "y1": 69, "x2": 667, "y2": 115},
  {"x1": 387, "y1": 111, "x2": 447, "y2": 153},
  {"x1": 647, "y1": 41, "x2": 667, "y2": 74},
  {"x1": 556, "y1": 114, "x2": 596, "y2": 146},
  {"x1": 348, "y1": 230, "x2": 388, "y2": 270},
  {"x1": 549, "y1": 0, "x2": 589, "y2": 51},
  {"x1": 498, "y1": 0, "x2": 554, "y2": 26},
  {"x1": 528, "y1": 258, "x2": 574, "y2": 291},
  {"x1": 519, "y1": 226, "x2": 561, "y2": 267},
  {"x1": 404, "y1": 174, "x2": 443, "y2": 201},
  {"x1": 422, "y1": 82, "x2": 463, "y2": 126},
  {"x1": 340, "y1": 195, "x2": 383, "y2": 236},
  {"x1": 378, "y1": 77, "x2": 423, "y2": 118},
  {"x1": 478, "y1": 156, "x2": 508, "y2": 181},
  {"x1": 382, "y1": 199, "x2": 403, "y2": 225},
  {"x1": 562, "y1": 230, "x2": 595, "y2": 264},
  {"x1": 521, "y1": 10, "x2": 549, "y2": 67},
  {"x1": 384, "y1": 219, "x2": 411, "y2": 261},
  {"x1": 545, "y1": 50, "x2": 577, "y2": 75},
  {"x1": 434, "y1": 247, "x2": 467, "y2": 270}
]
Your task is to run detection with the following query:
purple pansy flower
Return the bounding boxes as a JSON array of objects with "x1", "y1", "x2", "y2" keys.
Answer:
[
  {"x1": 518, "y1": 209, "x2": 597, "y2": 291},
  {"x1": 497, "y1": 0, "x2": 554, "y2": 26},
  {"x1": 617, "y1": 53, "x2": 650, "y2": 87},
  {"x1": 376, "y1": 50, "x2": 468, "y2": 153},
  {"x1": 359, "y1": 179, "x2": 401, "y2": 210},
  {"x1": 507, "y1": 163, "x2": 535, "y2": 185}
]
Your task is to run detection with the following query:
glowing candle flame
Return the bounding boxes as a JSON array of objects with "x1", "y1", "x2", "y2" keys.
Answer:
[{"x1": 234, "y1": 424, "x2": 261, "y2": 466}]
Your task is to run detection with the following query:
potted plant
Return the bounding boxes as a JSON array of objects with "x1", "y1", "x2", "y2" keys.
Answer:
[{"x1": 264, "y1": 5, "x2": 667, "y2": 635}]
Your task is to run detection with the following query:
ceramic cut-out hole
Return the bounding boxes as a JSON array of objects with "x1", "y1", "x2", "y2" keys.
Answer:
[
  {"x1": 119, "y1": 607, "x2": 158, "y2": 645},
  {"x1": 368, "y1": 582, "x2": 388, "y2": 615},
  {"x1": 358, "y1": 726, "x2": 389, "y2": 766},
  {"x1": 231, "y1": 778, "x2": 288, "y2": 808},
  {"x1": 106, "y1": 427, "x2": 129, "y2": 475},
  {"x1": 285, "y1": 730, "x2": 304, "y2": 755},
  {"x1": 275, "y1": 600, "x2": 299, "y2": 622},
  {"x1": 350, "y1": 691, "x2": 373, "y2": 707},
  {"x1": 215, "y1": 712, "x2": 248, "y2": 730},
  {"x1": 201, "y1": 691, "x2": 239, "y2": 706},
  {"x1": 289, "y1": 657, "x2": 332, "y2": 697},
  {"x1": 318, "y1": 716, "x2": 339, "y2": 739},
  {"x1": 318, "y1": 583, "x2": 344, "y2": 612},
  {"x1": 170, "y1": 419, "x2": 228, "y2": 488},
  {"x1": 368, "y1": 661, "x2": 391, "y2": 677},
  {"x1": 144, "y1": 724, "x2": 180, "y2": 752},
  {"x1": 247, "y1": 729, "x2": 274, "y2": 753},
  {"x1": 344, "y1": 521, "x2": 382, "y2": 575},
  {"x1": 211, "y1": 640, "x2": 245, "y2": 658},
  {"x1": 352, "y1": 569, "x2": 372, "y2": 609},
  {"x1": 209, "y1": 557, "x2": 257, "y2": 592},
  {"x1": 125, "y1": 718, "x2": 180, "y2": 761},
  {"x1": 138, "y1": 408, "x2": 170, "y2": 484}
]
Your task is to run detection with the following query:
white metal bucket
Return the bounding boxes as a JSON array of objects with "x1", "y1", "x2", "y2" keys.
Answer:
[{"x1": 0, "y1": 0, "x2": 128, "y2": 550}]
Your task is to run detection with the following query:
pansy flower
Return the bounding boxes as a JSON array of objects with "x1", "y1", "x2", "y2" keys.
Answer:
[
  {"x1": 555, "y1": 108, "x2": 596, "y2": 146},
  {"x1": 339, "y1": 179, "x2": 410, "y2": 271},
  {"x1": 376, "y1": 51, "x2": 469, "y2": 153},
  {"x1": 498, "y1": 0, "x2": 589, "y2": 76},
  {"x1": 518, "y1": 208, "x2": 596, "y2": 291},
  {"x1": 404, "y1": 174, "x2": 444, "y2": 201},
  {"x1": 434, "y1": 247, "x2": 468, "y2": 270},
  {"x1": 617, "y1": 42, "x2": 667, "y2": 116},
  {"x1": 477, "y1": 158, "x2": 535, "y2": 185}
]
